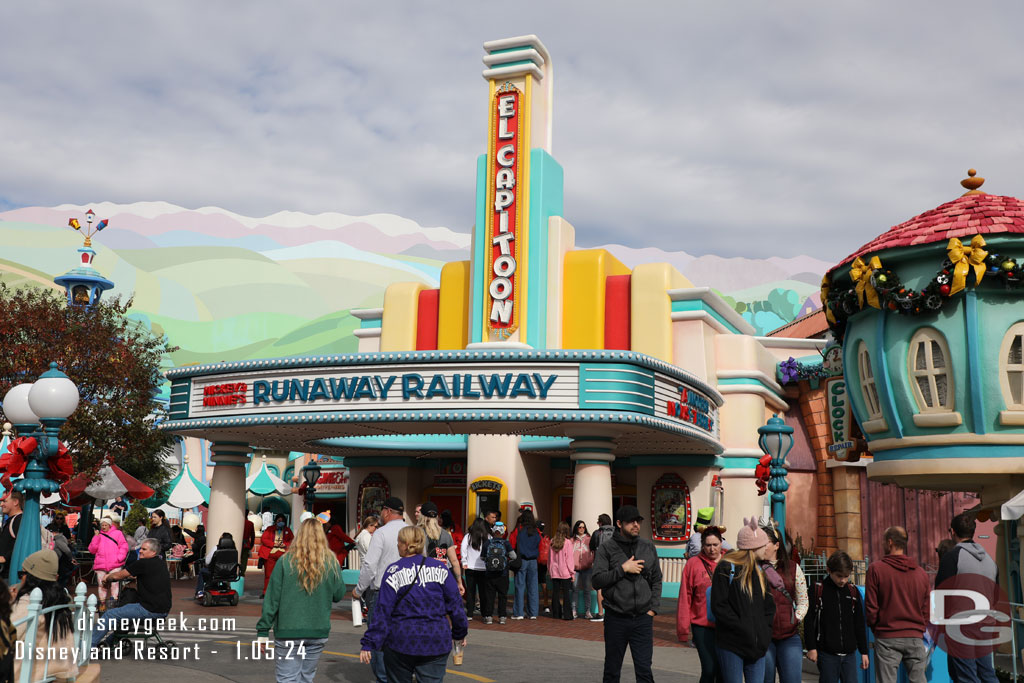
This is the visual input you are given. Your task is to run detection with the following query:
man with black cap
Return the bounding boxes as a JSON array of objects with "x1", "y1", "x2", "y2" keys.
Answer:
[
  {"x1": 353, "y1": 496, "x2": 409, "y2": 683},
  {"x1": 592, "y1": 505, "x2": 662, "y2": 683}
]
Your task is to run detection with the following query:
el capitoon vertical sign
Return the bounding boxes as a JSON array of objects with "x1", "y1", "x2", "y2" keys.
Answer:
[{"x1": 486, "y1": 83, "x2": 524, "y2": 340}]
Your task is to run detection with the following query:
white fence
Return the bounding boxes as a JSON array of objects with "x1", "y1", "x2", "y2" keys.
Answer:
[{"x1": 12, "y1": 583, "x2": 97, "y2": 683}]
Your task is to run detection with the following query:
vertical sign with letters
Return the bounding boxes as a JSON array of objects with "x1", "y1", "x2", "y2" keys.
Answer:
[
  {"x1": 826, "y1": 377, "x2": 853, "y2": 461},
  {"x1": 486, "y1": 83, "x2": 523, "y2": 340}
]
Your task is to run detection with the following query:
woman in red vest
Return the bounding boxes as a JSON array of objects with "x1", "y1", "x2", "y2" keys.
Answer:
[
  {"x1": 326, "y1": 518, "x2": 357, "y2": 568},
  {"x1": 759, "y1": 523, "x2": 808, "y2": 683},
  {"x1": 259, "y1": 514, "x2": 294, "y2": 597}
]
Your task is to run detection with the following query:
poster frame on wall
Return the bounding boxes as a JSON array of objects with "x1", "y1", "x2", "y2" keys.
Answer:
[{"x1": 650, "y1": 473, "x2": 692, "y2": 543}]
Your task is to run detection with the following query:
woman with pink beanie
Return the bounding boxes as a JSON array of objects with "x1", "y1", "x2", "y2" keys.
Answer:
[{"x1": 710, "y1": 517, "x2": 776, "y2": 683}]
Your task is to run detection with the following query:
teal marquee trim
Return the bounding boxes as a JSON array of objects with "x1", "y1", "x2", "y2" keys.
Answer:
[
  {"x1": 872, "y1": 444, "x2": 1024, "y2": 462},
  {"x1": 163, "y1": 348, "x2": 723, "y2": 405},
  {"x1": 470, "y1": 153, "x2": 488, "y2": 344},
  {"x1": 579, "y1": 363, "x2": 656, "y2": 414},
  {"x1": 525, "y1": 150, "x2": 563, "y2": 348},
  {"x1": 314, "y1": 434, "x2": 572, "y2": 453},
  {"x1": 574, "y1": 459, "x2": 613, "y2": 465},
  {"x1": 965, "y1": 291, "x2": 986, "y2": 434},
  {"x1": 210, "y1": 461, "x2": 247, "y2": 468},
  {"x1": 720, "y1": 457, "x2": 760, "y2": 469},
  {"x1": 359, "y1": 318, "x2": 382, "y2": 330},
  {"x1": 875, "y1": 311, "x2": 904, "y2": 438},
  {"x1": 655, "y1": 547, "x2": 688, "y2": 558},
  {"x1": 671, "y1": 300, "x2": 742, "y2": 334},
  {"x1": 162, "y1": 408, "x2": 723, "y2": 453}
]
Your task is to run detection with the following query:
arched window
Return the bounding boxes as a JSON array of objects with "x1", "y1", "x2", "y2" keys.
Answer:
[
  {"x1": 908, "y1": 328, "x2": 960, "y2": 427},
  {"x1": 856, "y1": 342, "x2": 888, "y2": 433},
  {"x1": 999, "y1": 322, "x2": 1024, "y2": 425}
]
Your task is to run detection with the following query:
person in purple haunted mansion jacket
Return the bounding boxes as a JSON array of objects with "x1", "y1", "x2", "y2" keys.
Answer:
[{"x1": 360, "y1": 525, "x2": 469, "y2": 682}]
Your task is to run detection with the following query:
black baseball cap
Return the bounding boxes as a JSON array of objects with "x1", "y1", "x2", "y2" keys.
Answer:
[
  {"x1": 383, "y1": 497, "x2": 405, "y2": 514},
  {"x1": 615, "y1": 505, "x2": 644, "y2": 523},
  {"x1": 420, "y1": 501, "x2": 439, "y2": 518}
]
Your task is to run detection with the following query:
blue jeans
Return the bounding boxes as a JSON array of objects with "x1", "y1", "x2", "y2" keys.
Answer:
[
  {"x1": 948, "y1": 654, "x2": 999, "y2": 683},
  {"x1": 573, "y1": 568, "x2": 595, "y2": 614},
  {"x1": 764, "y1": 634, "x2": 803, "y2": 683},
  {"x1": 718, "y1": 646, "x2": 766, "y2": 683},
  {"x1": 91, "y1": 602, "x2": 168, "y2": 647},
  {"x1": 817, "y1": 651, "x2": 858, "y2": 683},
  {"x1": 383, "y1": 649, "x2": 449, "y2": 683},
  {"x1": 514, "y1": 559, "x2": 539, "y2": 617},
  {"x1": 364, "y1": 588, "x2": 387, "y2": 683},
  {"x1": 274, "y1": 638, "x2": 327, "y2": 683}
]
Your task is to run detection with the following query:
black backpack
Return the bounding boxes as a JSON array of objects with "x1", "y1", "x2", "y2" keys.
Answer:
[
  {"x1": 594, "y1": 526, "x2": 614, "y2": 548},
  {"x1": 485, "y1": 541, "x2": 509, "y2": 573}
]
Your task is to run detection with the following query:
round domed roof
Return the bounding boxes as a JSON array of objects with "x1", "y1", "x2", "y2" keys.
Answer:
[{"x1": 833, "y1": 171, "x2": 1024, "y2": 272}]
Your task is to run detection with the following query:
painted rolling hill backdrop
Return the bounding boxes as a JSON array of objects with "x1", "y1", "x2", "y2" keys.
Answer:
[{"x1": 0, "y1": 202, "x2": 830, "y2": 368}]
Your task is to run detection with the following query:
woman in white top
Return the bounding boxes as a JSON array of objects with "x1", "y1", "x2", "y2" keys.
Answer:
[
  {"x1": 460, "y1": 518, "x2": 489, "y2": 620},
  {"x1": 355, "y1": 515, "x2": 379, "y2": 556}
]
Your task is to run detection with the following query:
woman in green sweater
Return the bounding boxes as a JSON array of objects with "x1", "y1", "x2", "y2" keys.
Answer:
[{"x1": 257, "y1": 519, "x2": 347, "y2": 682}]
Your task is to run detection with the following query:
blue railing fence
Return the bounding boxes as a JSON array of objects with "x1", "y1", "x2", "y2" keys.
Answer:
[{"x1": 11, "y1": 582, "x2": 97, "y2": 683}]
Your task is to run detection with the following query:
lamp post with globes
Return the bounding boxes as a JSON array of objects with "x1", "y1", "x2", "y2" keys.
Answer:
[
  {"x1": 1, "y1": 363, "x2": 79, "y2": 584},
  {"x1": 302, "y1": 460, "x2": 322, "y2": 513},
  {"x1": 757, "y1": 413, "x2": 795, "y2": 543}
]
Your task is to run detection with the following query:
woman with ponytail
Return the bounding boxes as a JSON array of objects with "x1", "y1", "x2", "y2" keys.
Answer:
[{"x1": 710, "y1": 517, "x2": 775, "y2": 683}]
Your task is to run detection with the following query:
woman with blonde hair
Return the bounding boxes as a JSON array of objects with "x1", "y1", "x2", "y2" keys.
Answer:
[
  {"x1": 360, "y1": 525, "x2": 468, "y2": 682},
  {"x1": 257, "y1": 518, "x2": 347, "y2": 683},
  {"x1": 417, "y1": 501, "x2": 465, "y2": 595},
  {"x1": 710, "y1": 517, "x2": 776, "y2": 683}
]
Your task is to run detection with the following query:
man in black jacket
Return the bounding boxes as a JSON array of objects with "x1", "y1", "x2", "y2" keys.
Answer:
[{"x1": 592, "y1": 505, "x2": 662, "y2": 683}]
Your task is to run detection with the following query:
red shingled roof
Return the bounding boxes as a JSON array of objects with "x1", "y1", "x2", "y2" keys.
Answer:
[
  {"x1": 767, "y1": 309, "x2": 827, "y2": 339},
  {"x1": 833, "y1": 193, "x2": 1024, "y2": 272}
]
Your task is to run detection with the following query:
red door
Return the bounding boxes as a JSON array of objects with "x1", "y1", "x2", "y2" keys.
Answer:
[
  {"x1": 560, "y1": 496, "x2": 574, "y2": 528},
  {"x1": 429, "y1": 495, "x2": 466, "y2": 532}
]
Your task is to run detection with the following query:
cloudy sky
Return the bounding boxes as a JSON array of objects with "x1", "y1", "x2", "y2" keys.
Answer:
[{"x1": 2, "y1": 3, "x2": 1022, "y2": 260}]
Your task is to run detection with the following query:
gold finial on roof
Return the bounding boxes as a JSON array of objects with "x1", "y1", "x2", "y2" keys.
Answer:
[{"x1": 961, "y1": 168, "x2": 986, "y2": 195}]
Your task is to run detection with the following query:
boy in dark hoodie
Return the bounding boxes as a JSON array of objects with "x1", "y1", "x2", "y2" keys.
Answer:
[
  {"x1": 935, "y1": 512, "x2": 999, "y2": 683},
  {"x1": 805, "y1": 550, "x2": 868, "y2": 683},
  {"x1": 865, "y1": 526, "x2": 931, "y2": 683}
]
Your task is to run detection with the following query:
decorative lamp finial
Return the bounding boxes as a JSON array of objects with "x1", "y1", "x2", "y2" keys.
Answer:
[{"x1": 961, "y1": 168, "x2": 986, "y2": 195}]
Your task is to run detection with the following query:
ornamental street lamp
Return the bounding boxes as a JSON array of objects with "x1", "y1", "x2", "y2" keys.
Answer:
[
  {"x1": 301, "y1": 461, "x2": 321, "y2": 513},
  {"x1": 1, "y1": 363, "x2": 79, "y2": 584},
  {"x1": 757, "y1": 413, "x2": 795, "y2": 542}
]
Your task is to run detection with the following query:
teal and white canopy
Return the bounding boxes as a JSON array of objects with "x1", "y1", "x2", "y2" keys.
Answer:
[
  {"x1": 166, "y1": 455, "x2": 211, "y2": 509},
  {"x1": 246, "y1": 454, "x2": 291, "y2": 496}
]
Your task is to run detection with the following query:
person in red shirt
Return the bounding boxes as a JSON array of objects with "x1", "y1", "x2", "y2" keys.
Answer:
[
  {"x1": 677, "y1": 527, "x2": 723, "y2": 683},
  {"x1": 326, "y1": 518, "x2": 357, "y2": 568},
  {"x1": 258, "y1": 514, "x2": 294, "y2": 597},
  {"x1": 241, "y1": 518, "x2": 256, "y2": 576}
]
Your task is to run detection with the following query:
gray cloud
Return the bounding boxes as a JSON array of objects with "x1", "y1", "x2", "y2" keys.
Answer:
[{"x1": 2, "y1": 2, "x2": 1022, "y2": 261}]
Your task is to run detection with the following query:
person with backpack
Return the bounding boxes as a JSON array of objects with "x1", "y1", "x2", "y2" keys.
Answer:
[
  {"x1": 759, "y1": 523, "x2": 808, "y2": 683},
  {"x1": 677, "y1": 526, "x2": 724, "y2": 683},
  {"x1": 711, "y1": 517, "x2": 775, "y2": 683},
  {"x1": 482, "y1": 521, "x2": 515, "y2": 624},
  {"x1": 511, "y1": 509, "x2": 541, "y2": 620},
  {"x1": 592, "y1": 505, "x2": 662, "y2": 683},
  {"x1": 590, "y1": 513, "x2": 615, "y2": 622},
  {"x1": 548, "y1": 522, "x2": 575, "y2": 621},
  {"x1": 804, "y1": 551, "x2": 868, "y2": 683},
  {"x1": 460, "y1": 518, "x2": 490, "y2": 621},
  {"x1": 572, "y1": 520, "x2": 595, "y2": 620},
  {"x1": 417, "y1": 502, "x2": 465, "y2": 596}
]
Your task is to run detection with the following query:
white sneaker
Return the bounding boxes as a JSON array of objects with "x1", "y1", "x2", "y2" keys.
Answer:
[
  {"x1": 499, "y1": 617, "x2": 507, "y2": 625},
  {"x1": 511, "y1": 616, "x2": 524, "y2": 620},
  {"x1": 529, "y1": 616, "x2": 537, "y2": 620},
  {"x1": 590, "y1": 615, "x2": 603, "y2": 622},
  {"x1": 483, "y1": 617, "x2": 493, "y2": 624}
]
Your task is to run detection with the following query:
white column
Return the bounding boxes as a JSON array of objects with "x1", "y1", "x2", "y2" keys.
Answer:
[
  {"x1": 290, "y1": 475, "x2": 304, "y2": 531},
  {"x1": 570, "y1": 437, "x2": 616, "y2": 531},
  {"x1": 207, "y1": 442, "x2": 250, "y2": 554},
  {"x1": 466, "y1": 434, "x2": 523, "y2": 524}
]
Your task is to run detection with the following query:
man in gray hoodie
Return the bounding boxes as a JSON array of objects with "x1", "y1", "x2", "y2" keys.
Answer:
[{"x1": 935, "y1": 511, "x2": 999, "y2": 683}]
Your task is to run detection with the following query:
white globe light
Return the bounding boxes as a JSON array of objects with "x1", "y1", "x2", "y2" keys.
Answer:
[
  {"x1": 28, "y1": 364, "x2": 79, "y2": 420},
  {"x1": 2, "y1": 384, "x2": 39, "y2": 425},
  {"x1": 182, "y1": 512, "x2": 201, "y2": 531}
]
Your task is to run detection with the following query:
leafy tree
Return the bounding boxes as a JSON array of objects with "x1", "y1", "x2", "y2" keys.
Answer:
[
  {"x1": 0, "y1": 284, "x2": 177, "y2": 486},
  {"x1": 123, "y1": 501, "x2": 150, "y2": 535}
]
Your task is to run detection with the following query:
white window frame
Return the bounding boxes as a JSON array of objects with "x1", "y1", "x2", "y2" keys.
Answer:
[
  {"x1": 999, "y1": 322, "x2": 1024, "y2": 425},
  {"x1": 856, "y1": 341, "x2": 888, "y2": 434},
  {"x1": 907, "y1": 328, "x2": 961, "y2": 427}
]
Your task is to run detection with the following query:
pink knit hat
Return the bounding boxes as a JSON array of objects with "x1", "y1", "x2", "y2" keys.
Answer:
[{"x1": 736, "y1": 516, "x2": 770, "y2": 550}]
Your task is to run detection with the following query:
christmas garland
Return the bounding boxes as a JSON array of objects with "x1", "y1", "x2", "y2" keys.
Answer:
[{"x1": 823, "y1": 235, "x2": 1022, "y2": 336}]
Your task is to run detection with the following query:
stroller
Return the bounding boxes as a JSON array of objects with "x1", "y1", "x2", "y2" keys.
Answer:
[{"x1": 201, "y1": 538, "x2": 241, "y2": 607}]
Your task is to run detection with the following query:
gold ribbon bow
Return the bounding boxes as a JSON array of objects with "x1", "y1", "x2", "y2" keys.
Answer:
[
  {"x1": 821, "y1": 275, "x2": 836, "y2": 324},
  {"x1": 849, "y1": 256, "x2": 883, "y2": 310},
  {"x1": 946, "y1": 235, "x2": 987, "y2": 295}
]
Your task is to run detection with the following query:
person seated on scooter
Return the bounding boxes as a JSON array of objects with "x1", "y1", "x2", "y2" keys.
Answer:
[
  {"x1": 91, "y1": 539, "x2": 172, "y2": 648},
  {"x1": 195, "y1": 533, "x2": 237, "y2": 599}
]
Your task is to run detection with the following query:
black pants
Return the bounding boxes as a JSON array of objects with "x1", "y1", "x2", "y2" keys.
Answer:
[
  {"x1": 551, "y1": 578, "x2": 573, "y2": 620},
  {"x1": 465, "y1": 569, "x2": 492, "y2": 617},
  {"x1": 486, "y1": 572, "x2": 509, "y2": 617},
  {"x1": 603, "y1": 611, "x2": 654, "y2": 683}
]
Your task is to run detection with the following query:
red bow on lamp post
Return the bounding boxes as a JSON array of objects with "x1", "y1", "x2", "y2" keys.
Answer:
[
  {"x1": 47, "y1": 442, "x2": 74, "y2": 484},
  {"x1": 0, "y1": 437, "x2": 33, "y2": 492}
]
